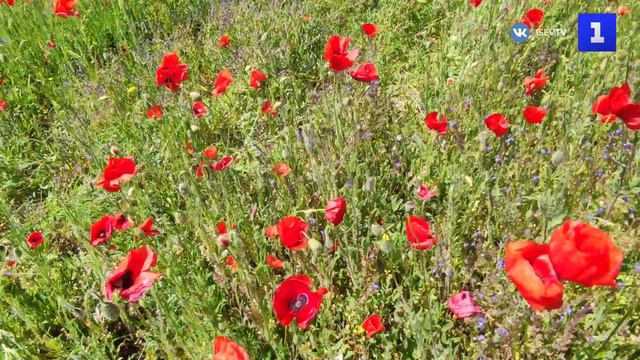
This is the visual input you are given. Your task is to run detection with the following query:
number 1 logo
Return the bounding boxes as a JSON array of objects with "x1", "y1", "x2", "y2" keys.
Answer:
[{"x1": 578, "y1": 14, "x2": 616, "y2": 52}]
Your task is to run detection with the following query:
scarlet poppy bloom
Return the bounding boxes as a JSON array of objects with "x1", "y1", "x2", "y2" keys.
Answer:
[
  {"x1": 617, "y1": 104, "x2": 640, "y2": 131},
  {"x1": 447, "y1": 291, "x2": 482, "y2": 319},
  {"x1": 273, "y1": 163, "x2": 291, "y2": 178},
  {"x1": 193, "y1": 101, "x2": 207, "y2": 118},
  {"x1": 155, "y1": 53, "x2": 189, "y2": 92},
  {"x1": 361, "y1": 314, "x2": 385, "y2": 338},
  {"x1": 212, "y1": 69, "x2": 233, "y2": 97},
  {"x1": 266, "y1": 254, "x2": 285, "y2": 270},
  {"x1": 523, "y1": 69, "x2": 549, "y2": 96},
  {"x1": 216, "y1": 221, "x2": 230, "y2": 248},
  {"x1": 212, "y1": 156, "x2": 234, "y2": 171},
  {"x1": 261, "y1": 100, "x2": 277, "y2": 116},
  {"x1": 0, "y1": 0, "x2": 15, "y2": 6},
  {"x1": 140, "y1": 218, "x2": 160, "y2": 237},
  {"x1": 204, "y1": 146, "x2": 219, "y2": 159},
  {"x1": 521, "y1": 8, "x2": 544, "y2": 29},
  {"x1": 249, "y1": 69, "x2": 267, "y2": 89},
  {"x1": 424, "y1": 112, "x2": 448, "y2": 135},
  {"x1": 96, "y1": 157, "x2": 136, "y2": 192},
  {"x1": 323, "y1": 35, "x2": 360, "y2": 72},
  {"x1": 90, "y1": 215, "x2": 116, "y2": 246},
  {"x1": 417, "y1": 184, "x2": 436, "y2": 201},
  {"x1": 618, "y1": 5, "x2": 631, "y2": 16},
  {"x1": 218, "y1": 35, "x2": 231, "y2": 47},
  {"x1": 146, "y1": 105, "x2": 163, "y2": 120},
  {"x1": 349, "y1": 63, "x2": 379, "y2": 83},
  {"x1": 325, "y1": 197, "x2": 347, "y2": 226},
  {"x1": 484, "y1": 113, "x2": 509, "y2": 137},
  {"x1": 469, "y1": 0, "x2": 482, "y2": 7},
  {"x1": 213, "y1": 336, "x2": 249, "y2": 360},
  {"x1": 273, "y1": 274, "x2": 328, "y2": 330},
  {"x1": 361, "y1": 23, "x2": 377, "y2": 37},
  {"x1": 505, "y1": 240, "x2": 563, "y2": 311},
  {"x1": 276, "y1": 216, "x2": 309, "y2": 251},
  {"x1": 523, "y1": 106, "x2": 547, "y2": 124},
  {"x1": 55, "y1": 0, "x2": 79, "y2": 17},
  {"x1": 47, "y1": 41, "x2": 57, "y2": 48},
  {"x1": 548, "y1": 221, "x2": 623, "y2": 287},
  {"x1": 226, "y1": 256, "x2": 238, "y2": 272},
  {"x1": 114, "y1": 213, "x2": 134, "y2": 231},
  {"x1": 592, "y1": 83, "x2": 640, "y2": 129},
  {"x1": 196, "y1": 161, "x2": 207, "y2": 179},
  {"x1": 0, "y1": 99, "x2": 6, "y2": 112},
  {"x1": 405, "y1": 215, "x2": 437, "y2": 250},
  {"x1": 27, "y1": 231, "x2": 44, "y2": 249},
  {"x1": 105, "y1": 246, "x2": 161, "y2": 302},
  {"x1": 265, "y1": 225, "x2": 279, "y2": 239}
]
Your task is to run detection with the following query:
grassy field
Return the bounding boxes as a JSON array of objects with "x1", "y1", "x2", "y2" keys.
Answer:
[{"x1": 1, "y1": 0, "x2": 640, "y2": 359}]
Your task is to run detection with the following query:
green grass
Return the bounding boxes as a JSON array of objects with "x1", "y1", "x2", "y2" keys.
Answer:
[{"x1": 1, "y1": 0, "x2": 639, "y2": 358}]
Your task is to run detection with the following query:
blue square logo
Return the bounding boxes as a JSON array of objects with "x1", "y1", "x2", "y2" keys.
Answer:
[{"x1": 578, "y1": 14, "x2": 616, "y2": 52}]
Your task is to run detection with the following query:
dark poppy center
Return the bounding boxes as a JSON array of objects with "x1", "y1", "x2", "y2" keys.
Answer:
[
  {"x1": 289, "y1": 293, "x2": 308, "y2": 313},
  {"x1": 98, "y1": 231, "x2": 106, "y2": 238},
  {"x1": 113, "y1": 270, "x2": 135, "y2": 291}
]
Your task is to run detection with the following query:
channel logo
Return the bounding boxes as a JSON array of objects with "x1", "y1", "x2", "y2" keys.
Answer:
[
  {"x1": 578, "y1": 14, "x2": 616, "y2": 52},
  {"x1": 510, "y1": 23, "x2": 530, "y2": 43}
]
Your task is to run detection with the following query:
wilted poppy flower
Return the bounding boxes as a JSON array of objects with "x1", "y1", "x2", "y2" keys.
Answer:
[
  {"x1": 204, "y1": 146, "x2": 219, "y2": 159},
  {"x1": 273, "y1": 274, "x2": 328, "y2": 330},
  {"x1": 193, "y1": 101, "x2": 207, "y2": 117},
  {"x1": 105, "y1": 246, "x2": 161, "y2": 302},
  {"x1": 323, "y1": 35, "x2": 360, "y2": 72},
  {"x1": 90, "y1": 215, "x2": 116, "y2": 246},
  {"x1": 405, "y1": 215, "x2": 437, "y2": 250},
  {"x1": 212, "y1": 69, "x2": 233, "y2": 97},
  {"x1": 0, "y1": 99, "x2": 6, "y2": 112},
  {"x1": 350, "y1": 63, "x2": 379, "y2": 83},
  {"x1": 212, "y1": 156, "x2": 234, "y2": 171},
  {"x1": 417, "y1": 184, "x2": 436, "y2": 201},
  {"x1": 47, "y1": 41, "x2": 57, "y2": 48},
  {"x1": 27, "y1": 231, "x2": 44, "y2": 249},
  {"x1": 361, "y1": 23, "x2": 377, "y2": 37},
  {"x1": 448, "y1": 291, "x2": 482, "y2": 319},
  {"x1": 250, "y1": 69, "x2": 267, "y2": 89},
  {"x1": 114, "y1": 213, "x2": 134, "y2": 231},
  {"x1": 0, "y1": 0, "x2": 15, "y2": 6},
  {"x1": 524, "y1": 69, "x2": 548, "y2": 96},
  {"x1": 523, "y1": 106, "x2": 547, "y2": 124},
  {"x1": 261, "y1": 100, "x2": 277, "y2": 116},
  {"x1": 226, "y1": 256, "x2": 238, "y2": 272},
  {"x1": 96, "y1": 157, "x2": 136, "y2": 192},
  {"x1": 156, "y1": 53, "x2": 189, "y2": 92},
  {"x1": 484, "y1": 113, "x2": 509, "y2": 137},
  {"x1": 277, "y1": 216, "x2": 309, "y2": 251},
  {"x1": 469, "y1": 0, "x2": 482, "y2": 7},
  {"x1": 548, "y1": 220, "x2": 623, "y2": 287},
  {"x1": 146, "y1": 105, "x2": 163, "y2": 119},
  {"x1": 265, "y1": 225, "x2": 279, "y2": 239},
  {"x1": 362, "y1": 314, "x2": 385, "y2": 338},
  {"x1": 55, "y1": 0, "x2": 79, "y2": 17},
  {"x1": 505, "y1": 240, "x2": 563, "y2": 311},
  {"x1": 196, "y1": 161, "x2": 207, "y2": 179},
  {"x1": 424, "y1": 112, "x2": 448, "y2": 135},
  {"x1": 213, "y1": 336, "x2": 249, "y2": 360},
  {"x1": 325, "y1": 197, "x2": 347, "y2": 226},
  {"x1": 521, "y1": 8, "x2": 544, "y2": 29},
  {"x1": 218, "y1": 35, "x2": 231, "y2": 47},
  {"x1": 273, "y1": 163, "x2": 291, "y2": 178},
  {"x1": 266, "y1": 254, "x2": 285, "y2": 270},
  {"x1": 618, "y1": 5, "x2": 631, "y2": 16},
  {"x1": 140, "y1": 218, "x2": 160, "y2": 237}
]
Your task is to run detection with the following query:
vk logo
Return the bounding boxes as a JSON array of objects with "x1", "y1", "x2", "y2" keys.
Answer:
[
  {"x1": 510, "y1": 23, "x2": 530, "y2": 43},
  {"x1": 578, "y1": 14, "x2": 616, "y2": 52}
]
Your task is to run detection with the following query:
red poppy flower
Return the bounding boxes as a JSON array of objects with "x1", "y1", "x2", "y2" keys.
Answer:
[
  {"x1": 521, "y1": 8, "x2": 544, "y2": 29},
  {"x1": 361, "y1": 23, "x2": 377, "y2": 37},
  {"x1": 114, "y1": 213, "x2": 134, "y2": 231},
  {"x1": 140, "y1": 218, "x2": 160, "y2": 237},
  {"x1": 155, "y1": 53, "x2": 189, "y2": 92},
  {"x1": 90, "y1": 215, "x2": 116, "y2": 246},
  {"x1": 484, "y1": 113, "x2": 509, "y2": 137},
  {"x1": 212, "y1": 69, "x2": 233, "y2": 97},
  {"x1": 204, "y1": 146, "x2": 219, "y2": 159},
  {"x1": 276, "y1": 216, "x2": 309, "y2": 251},
  {"x1": 193, "y1": 101, "x2": 207, "y2": 118},
  {"x1": 48, "y1": 41, "x2": 57, "y2": 48},
  {"x1": 96, "y1": 157, "x2": 136, "y2": 192},
  {"x1": 592, "y1": 83, "x2": 639, "y2": 129},
  {"x1": 55, "y1": 0, "x2": 79, "y2": 17},
  {"x1": 523, "y1": 69, "x2": 549, "y2": 96},
  {"x1": 323, "y1": 35, "x2": 360, "y2": 72},
  {"x1": 424, "y1": 112, "x2": 448, "y2": 135},
  {"x1": 27, "y1": 231, "x2": 44, "y2": 249},
  {"x1": 213, "y1": 336, "x2": 249, "y2": 360},
  {"x1": 218, "y1": 35, "x2": 231, "y2": 48},
  {"x1": 405, "y1": 215, "x2": 436, "y2": 250},
  {"x1": 349, "y1": 63, "x2": 379, "y2": 83},
  {"x1": 1, "y1": 0, "x2": 16, "y2": 6},
  {"x1": 362, "y1": 314, "x2": 385, "y2": 338},
  {"x1": 0, "y1": 99, "x2": 6, "y2": 112},
  {"x1": 146, "y1": 105, "x2": 163, "y2": 120},
  {"x1": 325, "y1": 197, "x2": 346, "y2": 226},
  {"x1": 105, "y1": 246, "x2": 161, "y2": 302},
  {"x1": 523, "y1": 106, "x2": 547, "y2": 124},
  {"x1": 447, "y1": 291, "x2": 482, "y2": 319},
  {"x1": 196, "y1": 161, "x2": 207, "y2": 179},
  {"x1": 417, "y1": 184, "x2": 436, "y2": 201},
  {"x1": 505, "y1": 240, "x2": 563, "y2": 311},
  {"x1": 249, "y1": 69, "x2": 267, "y2": 89},
  {"x1": 212, "y1": 156, "x2": 234, "y2": 171},
  {"x1": 226, "y1": 256, "x2": 238, "y2": 272},
  {"x1": 261, "y1": 100, "x2": 277, "y2": 116},
  {"x1": 266, "y1": 254, "x2": 285, "y2": 270},
  {"x1": 265, "y1": 225, "x2": 279, "y2": 239},
  {"x1": 618, "y1": 5, "x2": 631, "y2": 16},
  {"x1": 469, "y1": 0, "x2": 482, "y2": 7},
  {"x1": 273, "y1": 274, "x2": 328, "y2": 330},
  {"x1": 618, "y1": 104, "x2": 640, "y2": 131},
  {"x1": 548, "y1": 221, "x2": 623, "y2": 287},
  {"x1": 273, "y1": 163, "x2": 291, "y2": 178}
]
